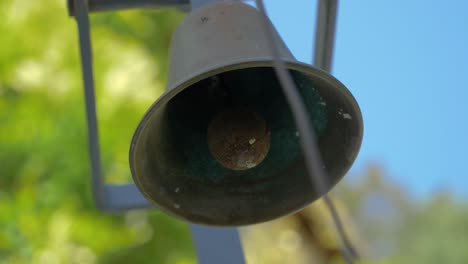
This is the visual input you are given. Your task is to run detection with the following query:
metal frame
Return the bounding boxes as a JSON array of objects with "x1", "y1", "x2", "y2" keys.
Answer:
[
  {"x1": 68, "y1": 0, "x2": 190, "y2": 16},
  {"x1": 69, "y1": 0, "x2": 337, "y2": 263},
  {"x1": 71, "y1": 0, "x2": 244, "y2": 263},
  {"x1": 314, "y1": 0, "x2": 337, "y2": 72}
]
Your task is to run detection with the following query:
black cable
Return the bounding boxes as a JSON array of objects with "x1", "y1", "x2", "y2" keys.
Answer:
[{"x1": 254, "y1": 0, "x2": 357, "y2": 262}]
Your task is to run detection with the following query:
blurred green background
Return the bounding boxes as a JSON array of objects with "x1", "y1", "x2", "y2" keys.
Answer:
[{"x1": 1, "y1": 0, "x2": 467, "y2": 263}]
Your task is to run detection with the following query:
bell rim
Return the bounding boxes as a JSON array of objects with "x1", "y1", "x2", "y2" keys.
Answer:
[{"x1": 129, "y1": 59, "x2": 363, "y2": 226}]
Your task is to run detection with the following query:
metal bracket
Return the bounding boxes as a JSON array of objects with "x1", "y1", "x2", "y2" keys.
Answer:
[
  {"x1": 73, "y1": 0, "x2": 152, "y2": 212},
  {"x1": 71, "y1": 0, "x2": 338, "y2": 263},
  {"x1": 71, "y1": 0, "x2": 245, "y2": 263}
]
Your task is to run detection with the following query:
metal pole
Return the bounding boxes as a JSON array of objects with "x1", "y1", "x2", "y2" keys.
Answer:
[
  {"x1": 313, "y1": 0, "x2": 338, "y2": 72},
  {"x1": 73, "y1": 0, "x2": 107, "y2": 210},
  {"x1": 74, "y1": 0, "x2": 154, "y2": 212},
  {"x1": 190, "y1": 225, "x2": 246, "y2": 264}
]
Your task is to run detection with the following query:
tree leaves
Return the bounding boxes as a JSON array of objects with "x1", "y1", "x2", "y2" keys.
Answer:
[{"x1": 0, "y1": 1, "x2": 193, "y2": 263}]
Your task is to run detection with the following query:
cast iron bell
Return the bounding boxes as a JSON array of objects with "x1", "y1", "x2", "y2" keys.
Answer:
[{"x1": 129, "y1": 1, "x2": 363, "y2": 226}]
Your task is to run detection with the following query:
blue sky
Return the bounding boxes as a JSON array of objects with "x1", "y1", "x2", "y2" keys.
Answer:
[{"x1": 265, "y1": 0, "x2": 468, "y2": 198}]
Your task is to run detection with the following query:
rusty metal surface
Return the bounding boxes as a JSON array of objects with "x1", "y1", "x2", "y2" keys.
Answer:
[{"x1": 207, "y1": 108, "x2": 271, "y2": 171}]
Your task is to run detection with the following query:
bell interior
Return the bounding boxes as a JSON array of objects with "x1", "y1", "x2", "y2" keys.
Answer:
[{"x1": 131, "y1": 66, "x2": 361, "y2": 226}]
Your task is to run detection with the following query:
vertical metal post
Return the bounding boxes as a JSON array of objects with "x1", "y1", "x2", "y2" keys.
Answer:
[
  {"x1": 73, "y1": 0, "x2": 107, "y2": 210},
  {"x1": 73, "y1": 0, "x2": 154, "y2": 212},
  {"x1": 313, "y1": 0, "x2": 338, "y2": 72},
  {"x1": 190, "y1": 225, "x2": 246, "y2": 264}
]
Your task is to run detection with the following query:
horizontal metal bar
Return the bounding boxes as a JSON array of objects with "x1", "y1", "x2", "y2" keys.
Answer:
[
  {"x1": 191, "y1": 0, "x2": 223, "y2": 9},
  {"x1": 104, "y1": 184, "x2": 153, "y2": 211},
  {"x1": 68, "y1": 0, "x2": 190, "y2": 16}
]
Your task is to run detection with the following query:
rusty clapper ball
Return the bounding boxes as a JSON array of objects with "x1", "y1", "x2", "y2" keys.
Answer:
[{"x1": 208, "y1": 108, "x2": 271, "y2": 171}]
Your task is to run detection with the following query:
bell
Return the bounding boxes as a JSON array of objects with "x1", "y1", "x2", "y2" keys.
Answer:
[{"x1": 129, "y1": 1, "x2": 363, "y2": 226}]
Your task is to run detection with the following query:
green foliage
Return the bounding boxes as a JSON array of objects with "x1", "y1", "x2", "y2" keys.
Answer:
[
  {"x1": 334, "y1": 165, "x2": 468, "y2": 263},
  {"x1": 0, "y1": 0, "x2": 194, "y2": 263},
  {"x1": 395, "y1": 193, "x2": 468, "y2": 263}
]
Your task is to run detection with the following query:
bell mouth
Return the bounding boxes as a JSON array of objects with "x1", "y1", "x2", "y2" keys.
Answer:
[{"x1": 130, "y1": 64, "x2": 362, "y2": 226}]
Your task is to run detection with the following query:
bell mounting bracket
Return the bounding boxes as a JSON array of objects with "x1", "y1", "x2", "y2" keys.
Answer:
[{"x1": 68, "y1": 0, "x2": 337, "y2": 263}]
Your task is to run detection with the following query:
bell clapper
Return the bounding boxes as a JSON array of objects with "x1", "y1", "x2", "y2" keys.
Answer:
[{"x1": 207, "y1": 108, "x2": 271, "y2": 171}]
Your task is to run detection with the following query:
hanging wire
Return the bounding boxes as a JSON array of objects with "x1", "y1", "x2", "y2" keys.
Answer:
[{"x1": 254, "y1": 0, "x2": 358, "y2": 263}]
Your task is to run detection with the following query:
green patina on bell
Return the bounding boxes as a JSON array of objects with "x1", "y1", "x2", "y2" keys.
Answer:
[{"x1": 129, "y1": 1, "x2": 363, "y2": 226}]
